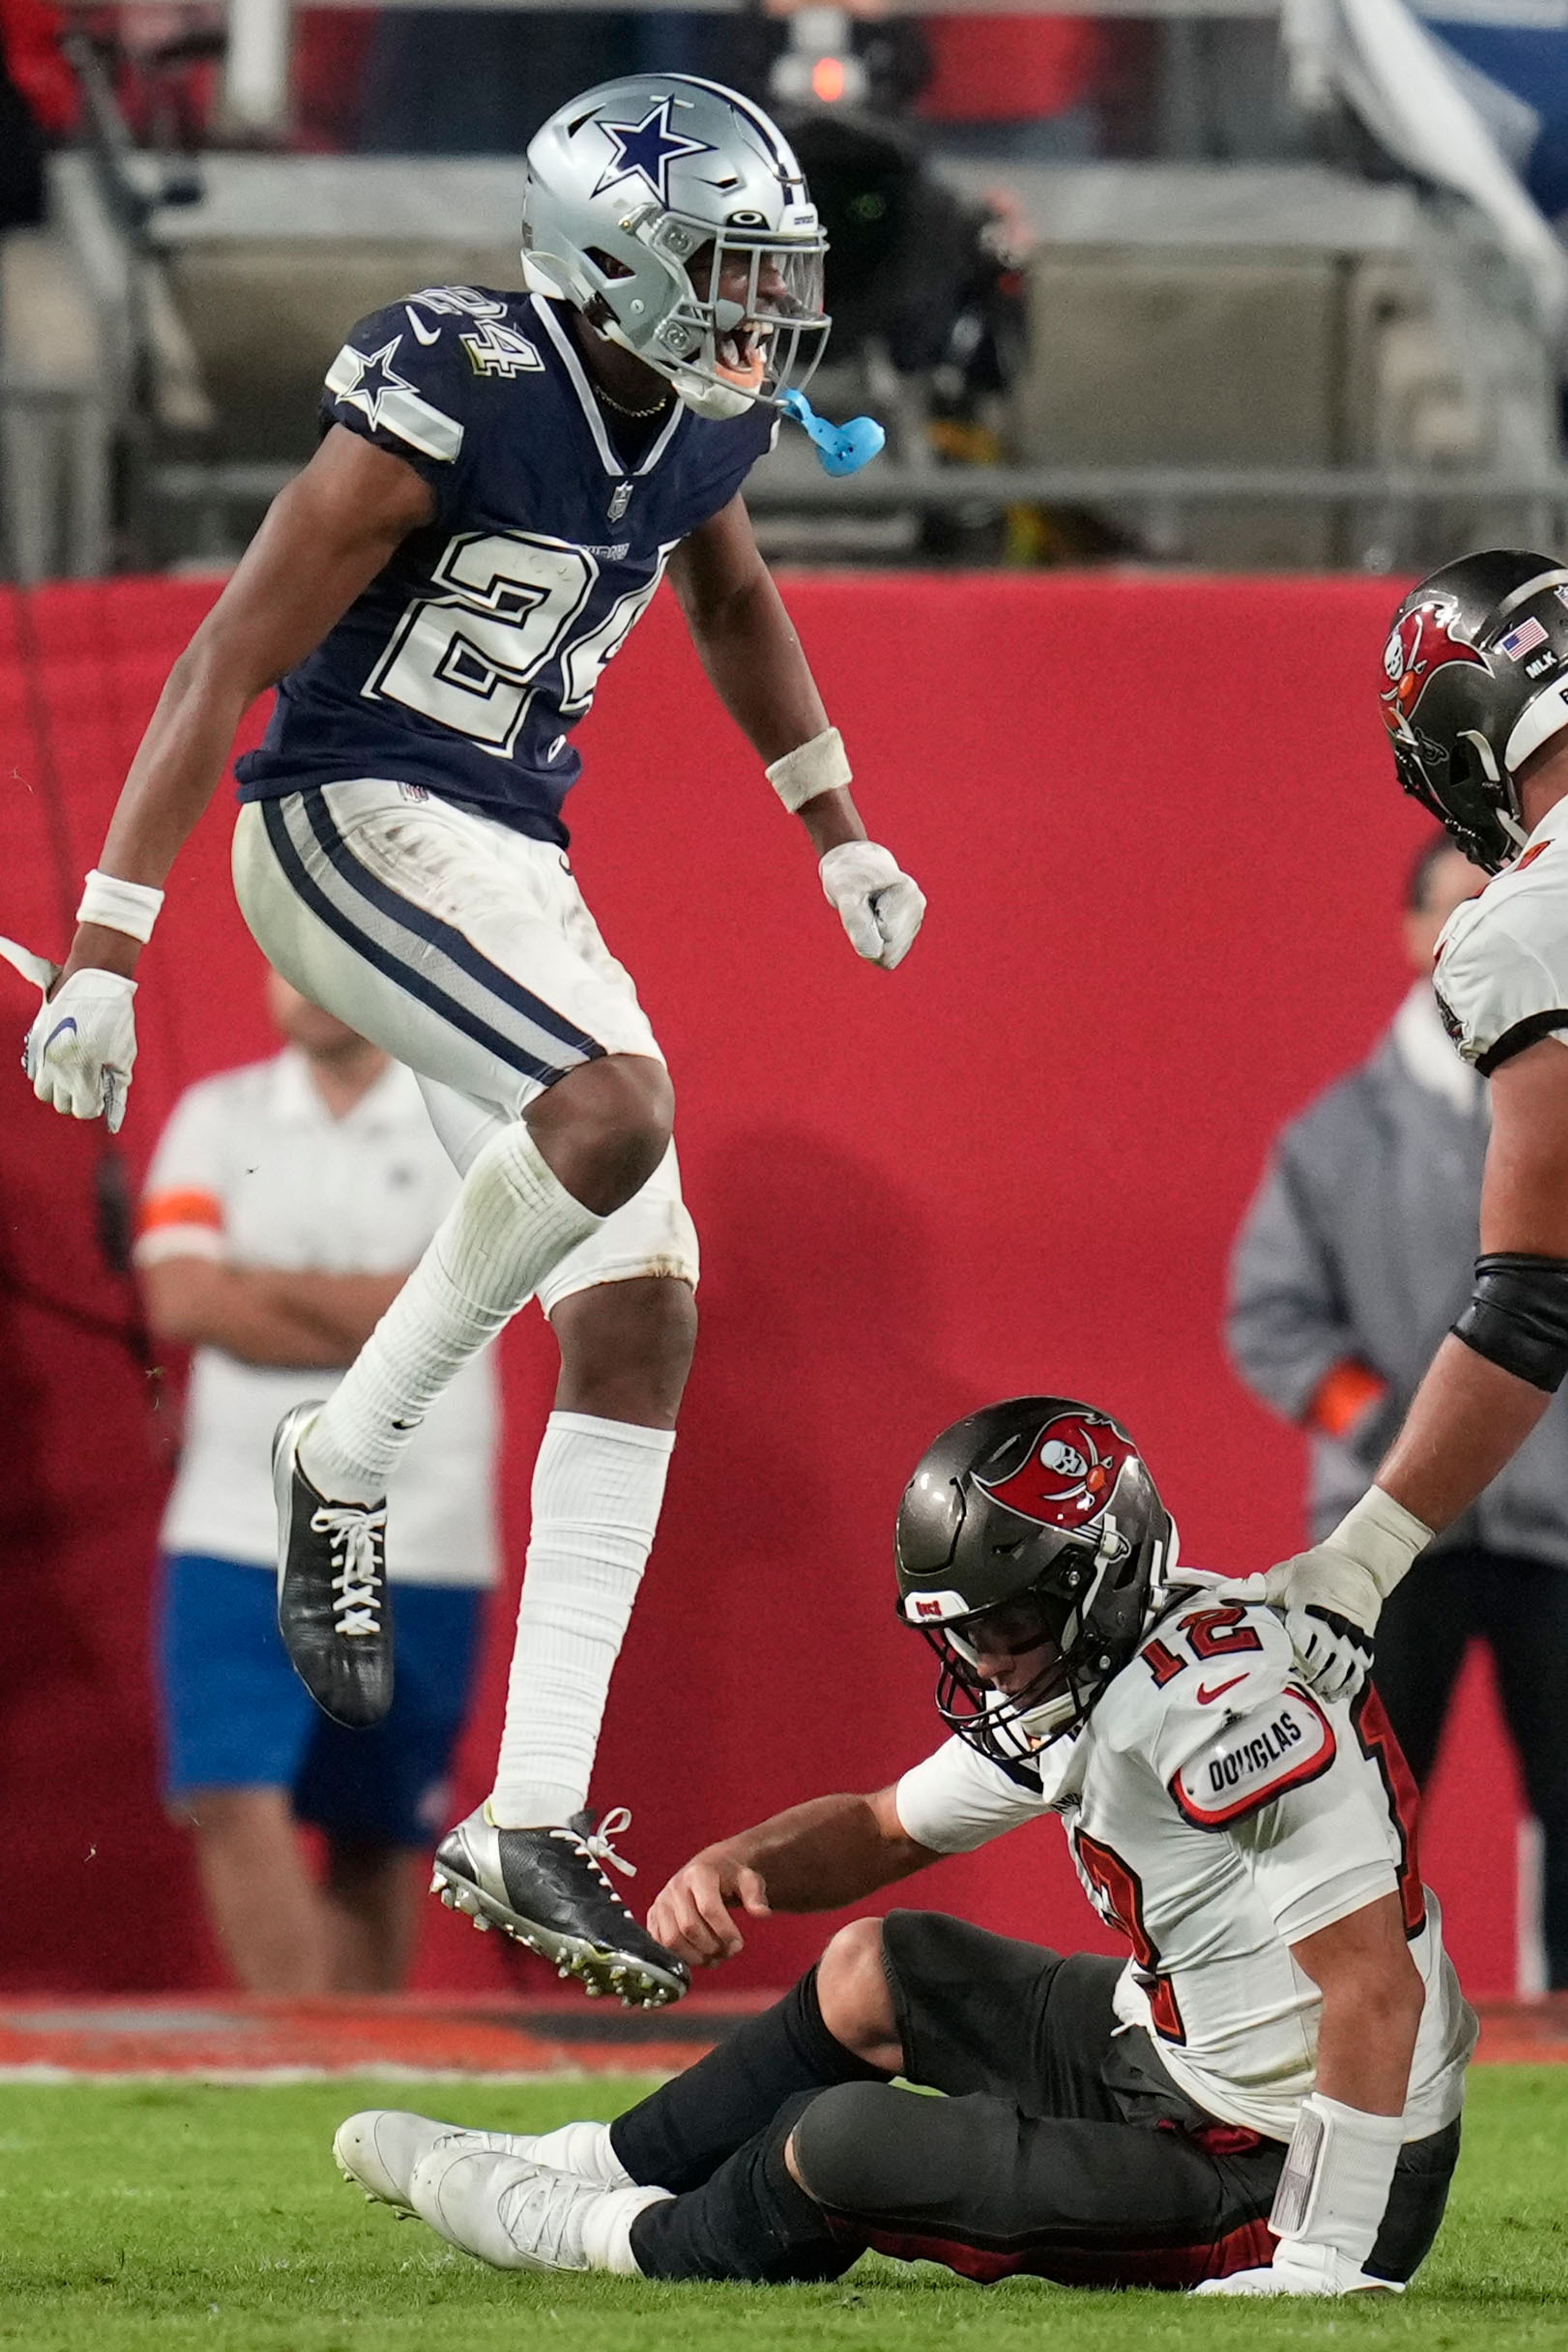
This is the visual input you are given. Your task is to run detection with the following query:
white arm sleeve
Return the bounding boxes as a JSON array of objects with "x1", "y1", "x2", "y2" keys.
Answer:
[
  {"x1": 1434, "y1": 855, "x2": 1568, "y2": 1073},
  {"x1": 894, "y1": 1736, "x2": 1056, "y2": 1854}
]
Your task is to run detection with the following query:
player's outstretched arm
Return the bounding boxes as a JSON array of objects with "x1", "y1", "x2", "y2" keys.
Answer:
[
  {"x1": 647, "y1": 1786, "x2": 935, "y2": 1967},
  {"x1": 17, "y1": 428, "x2": 434, "y2": 1129},
  {"x1": 1227, "y1": 1036, "x2": 1568, "y2": 1696},
  {"x1": 668, "y1": 496, "x2": 925, "y2": 970}
]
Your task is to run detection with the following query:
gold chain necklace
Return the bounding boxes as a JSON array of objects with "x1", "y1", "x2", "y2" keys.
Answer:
[{"x1": 593, "y1": 377, "x2": 673, "y2": 420}]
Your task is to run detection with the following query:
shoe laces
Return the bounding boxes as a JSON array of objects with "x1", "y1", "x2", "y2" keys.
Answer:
[
  {"x1": 577, "y1": 1805, "x2": 636, "y2": 1881},
  {"x1": 542, "y1": 1806, "x2": 636, "y2": 1909},
  {"x1": 310, "y1": 1503, "x2": 387, "y2": 1637},
  {"x1": 496, "y1": 2161, "x2": 592, "y2": 2267}
]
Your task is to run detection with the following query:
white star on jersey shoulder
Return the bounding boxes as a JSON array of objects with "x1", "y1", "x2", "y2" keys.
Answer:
[{"x1": 325, "y1": 335, "x2": 464, "y2": 464}]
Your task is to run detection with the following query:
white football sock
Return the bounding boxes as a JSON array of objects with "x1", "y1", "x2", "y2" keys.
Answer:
[
  {"x1": 580, "y1": 2182, "x2": 673, "y2": 2275},
  {"x1": 301, "y1": 1125, "x2": 601, "y2": 1503},
  {"x1": 518, "y1": 2120, "x2": 631, "y2": 2187},
  {"x1": 489, "y1": 1411, "x2": 675, "y2": 1828}
]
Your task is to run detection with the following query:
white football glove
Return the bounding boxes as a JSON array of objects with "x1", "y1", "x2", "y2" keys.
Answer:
[
  {"x1": 1189, "y1": 1560, "x2": 1377, "y2": 1706},
  {"x1": 16, "y1": 953, "x2": 139, "y2": 1134},
  {"x1": 1192, "y1": 2247, "x2": 1401, "y2": 2296},
  {"x1": 819, "y1": 841, "x2": 926, "y2": 970},
  {"x1": 1186, "y1": 1487, "x2": 1431, "y2": 1703}
]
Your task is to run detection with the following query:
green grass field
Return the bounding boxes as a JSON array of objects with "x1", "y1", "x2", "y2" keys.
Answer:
[{"x1": 1, "y1": 2069, "x2": 1566, "y2": 2351}]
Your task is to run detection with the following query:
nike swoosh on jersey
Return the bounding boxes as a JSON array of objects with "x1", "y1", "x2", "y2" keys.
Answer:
[
  {"x1": 405, "y1": 306, "x2": 442, "y2": 346},
  {"x1": 1196, "y1": 1673, "x2": 1248, "y2": 1706}
]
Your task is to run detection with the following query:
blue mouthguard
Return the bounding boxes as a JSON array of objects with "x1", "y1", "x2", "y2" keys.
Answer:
[{"x1": 778, "y1": 388, "x2": 885, "y2": 477}]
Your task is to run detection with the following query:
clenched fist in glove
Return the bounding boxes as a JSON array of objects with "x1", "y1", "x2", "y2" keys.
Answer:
[
  {"x1": 19, "y1": 958, "x2": 140, "y2": 1134},
  {"x1": 820, "y1": 840, "x2": 926, "y2": 970}
]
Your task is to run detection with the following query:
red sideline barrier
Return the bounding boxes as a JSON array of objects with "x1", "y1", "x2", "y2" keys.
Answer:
[{"x1": 0, "y1": 571, "x2": 1527, "y2": 2001}]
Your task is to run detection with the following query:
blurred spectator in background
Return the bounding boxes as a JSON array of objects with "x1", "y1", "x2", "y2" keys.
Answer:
[
  {"x1": 136, "y1": 973, "x2": 500, "y2": 1994},
  {"x1": 1227, "y1": 835, "x2": 1568, "y2": 1990},
  {"x1": 0, "y1": 0, "x2": 71, "y2": 231},
  {"x1": 916, "y1": 10, "x2": 1109, "y2": 160}
]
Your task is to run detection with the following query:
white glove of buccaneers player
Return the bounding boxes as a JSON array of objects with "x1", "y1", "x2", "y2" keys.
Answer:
[
  {"x1": 819, "y1": 841, "x2": 926, "y2": 970},
  {"x1": 4, "y1": 936, "x2": 139, "y2": 1134},
  {"x1": 1189, "y1": 1487, "x2": 1432, "y2": 1704}
]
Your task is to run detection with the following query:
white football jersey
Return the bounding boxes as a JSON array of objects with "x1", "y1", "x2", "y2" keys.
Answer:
[
  {"x1": 1434, "y1": 795, "x2": 1568, "y2": 1074},
  {"x1": 894, "y1": 1594, "x2": 1476, "y2": 2143}
]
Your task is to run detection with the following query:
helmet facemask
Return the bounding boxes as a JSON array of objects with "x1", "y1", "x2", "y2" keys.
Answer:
[
  {"x1": 919, "y1": 1512, "x2": 1148, "y2": 1766},
  {"x1": 597, "y1": 210, "x2": 828, "y2": 418}
]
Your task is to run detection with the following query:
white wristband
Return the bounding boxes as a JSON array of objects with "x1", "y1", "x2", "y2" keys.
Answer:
[
  {"x1": 77, "y1": 869, "x2": 165, "y2": 945},
  {"x1": 766, "y1": 726, "x2": 851, "y2": 814},
  {"x1": 1329, "y1": 1487, "x2": 1432, "y2": 1604},
  {"x1": 1271, "y1": 2093, "x2": 1405, "y2": 2270}
]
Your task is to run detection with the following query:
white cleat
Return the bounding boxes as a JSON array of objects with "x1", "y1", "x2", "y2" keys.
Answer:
[
  {"x1": 408, "y1": 2142, "x2": 670, "y2": 2273},
  {"x1": 334, "y1": 2109, "x2": 632, "y2": 2215},
  {"x1": 333, "y1": 2110, "x2": 518, "y2": 2214}
]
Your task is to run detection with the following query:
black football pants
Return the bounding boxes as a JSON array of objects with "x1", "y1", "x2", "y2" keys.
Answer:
[{"x1": 621, "y1": 1912, "x2": 1457, "y2": 2290}]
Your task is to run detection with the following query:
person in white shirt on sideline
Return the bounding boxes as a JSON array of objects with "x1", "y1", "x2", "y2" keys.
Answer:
[
  {"x1": 136, "y1": 972, "x2": 499, "y2": 1993},
  {"x1": 331, "y1": 1398, "x2": 1473, "y2": 2296}
]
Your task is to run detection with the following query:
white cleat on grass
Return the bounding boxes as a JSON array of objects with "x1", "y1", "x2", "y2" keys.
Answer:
[
  {"x1": 408, "y1": 2141, "x2": 670, "y2": 2273},
  {"x1": 334, "y1": 2109, "x2": 633, "y2": 2215}
]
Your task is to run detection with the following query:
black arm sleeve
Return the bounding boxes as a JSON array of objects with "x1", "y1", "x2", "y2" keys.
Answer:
[{"x1": 1451, "y1": 1253, "x2": 1568, "y2": 1391}]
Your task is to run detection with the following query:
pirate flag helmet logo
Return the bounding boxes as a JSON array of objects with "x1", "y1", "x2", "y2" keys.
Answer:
[
  {"x1": 973, "y1": 1410, "x2": 1136, "y2": 1534},
  {"x1": 1378, "y1": 601, "x2": 1486, "y2": 744}
]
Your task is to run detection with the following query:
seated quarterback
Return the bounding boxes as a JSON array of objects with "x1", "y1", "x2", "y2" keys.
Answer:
[{"x1": 333, "y1": 1396, "x2": 1477, "y2": 2296}]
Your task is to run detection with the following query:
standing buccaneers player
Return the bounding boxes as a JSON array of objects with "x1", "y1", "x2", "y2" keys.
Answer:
[
  {"x1": 10, "y1": 76, "x2": 924, "y2": 2008},
  {"x1": 1225, "y1": 552, "x2": 1568, "y2": 1706}
]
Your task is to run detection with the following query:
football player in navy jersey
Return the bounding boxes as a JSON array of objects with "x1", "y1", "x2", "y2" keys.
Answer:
[{"x1": 18, "y1": 76, "x2": 925, "y2": 2007}]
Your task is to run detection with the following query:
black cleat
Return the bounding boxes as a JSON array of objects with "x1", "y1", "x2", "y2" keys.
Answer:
[
  {"x1": 430, "y1": 1804, "x2": 689, "y2": 2009},
  {"x1": 272, "y1": 1402, "x2": 392, "y2": 1728}
]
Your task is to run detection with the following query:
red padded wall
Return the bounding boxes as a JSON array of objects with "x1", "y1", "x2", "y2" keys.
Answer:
[{"x1": 0, "y1": 571, "x2": 1523, "y2": 1999}]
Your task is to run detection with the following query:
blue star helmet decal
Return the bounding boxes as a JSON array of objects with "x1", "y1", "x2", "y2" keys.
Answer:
[{"x1": 591, "y1": 98, "x2": 714, "y2": 206}]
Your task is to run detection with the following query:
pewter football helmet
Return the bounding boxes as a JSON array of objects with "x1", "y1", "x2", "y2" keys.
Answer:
[
  {"x1": 521, "y1": 74, "x2": 829, "y2": 420},
  {"x1": 896, "y1": 1398, "x2": 1179, "y2": 1762}
]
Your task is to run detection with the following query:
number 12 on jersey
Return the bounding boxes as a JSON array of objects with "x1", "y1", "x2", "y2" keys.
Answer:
[{"x1": 1140, "y1": 1606, "x2": 1264, "y2": 1689}]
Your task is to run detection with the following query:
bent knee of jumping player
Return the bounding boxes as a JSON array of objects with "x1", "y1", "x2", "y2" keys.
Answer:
[
  {"x1": 815, "y1": 1918, "x2": 904, "y2": 2073},
  {"x1": 528, "y1": 1053, "x2": 675, "y2": 1216},
  {"x1": 552, "y1": 1276, "x2": 697, "y2": 1428}
]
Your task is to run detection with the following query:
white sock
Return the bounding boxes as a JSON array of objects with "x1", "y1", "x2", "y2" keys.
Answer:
[
  {"x1": 301, "y1": 1125, "x2": 601, "y2": 1503},
  {"x1": 581, "y1": 2183, "x2": 673, "y2": 2275},
  {"x1": 521, "y1": 2120, "x2": 631, "y2": 2187},
  {"x1": 489, "y1": 1411, "x2": 675, "y2": 1828}
]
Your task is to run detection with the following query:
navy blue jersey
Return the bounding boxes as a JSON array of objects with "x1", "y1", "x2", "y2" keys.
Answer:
[{"x1": 235, "y1": 286, "x2": 774, "y2": 845}]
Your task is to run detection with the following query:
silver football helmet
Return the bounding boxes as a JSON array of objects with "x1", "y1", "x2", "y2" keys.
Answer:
[{"x1": 521, "y1": 74, "x2": 829, "y2": 420}]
